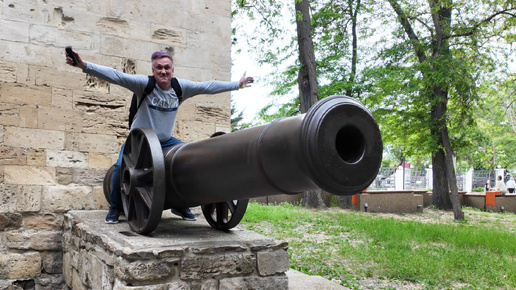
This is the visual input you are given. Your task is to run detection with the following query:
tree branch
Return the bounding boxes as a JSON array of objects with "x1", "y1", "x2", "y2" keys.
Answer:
[
  {"x1": 444, "y1": 8, "x2": 516, "y2": 40},
  {"x1": 387, "y1": 0, "x2": 427, "y2": 63}
]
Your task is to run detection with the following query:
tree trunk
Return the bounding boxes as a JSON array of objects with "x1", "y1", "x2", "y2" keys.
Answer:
[
  {"x1": 432, "y1": 149, "x2": 453, "y2": 209},
  {"x1": 441, "y1": 125, "x2": 464, "y2": 220},
  {"x1": 295, "y1": 0, "x2": 324, "y2": 208},
  {"x1": 295, "y1": 0, "x2": 319, "y2": 113},
  {"x1": 430, "y1": 94, "x2": 453, "y2": 210}
]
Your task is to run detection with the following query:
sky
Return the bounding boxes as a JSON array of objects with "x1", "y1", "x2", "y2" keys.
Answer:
[{"x1": 230, "y1": 50, "x2": 272, "y2": 123}]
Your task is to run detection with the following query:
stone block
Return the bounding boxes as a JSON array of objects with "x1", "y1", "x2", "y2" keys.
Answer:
[
  {"x1": 0, "y1": 252, "x2": 41, "y2": 279},
  {"x1": 96, "y1": 17, "x2": 131, "y2": 37},
  {"x1": 56, "y1": 167, "x2": 74, "y2": 185},
  {"x1": 0, "y1": 82, "x2": 52, "y2": 107},
  {"x1": 0, "y1": 184, "x2": 17, "y2": 212},
  {"x1": 0, "y1": 213, "x2": 22, "y2": 230},
  {"x1": 29, "y1": 23, "x2": 93, "y2": 49},
  {"x1": 0, "y1": 61, "x2": 17, "y2": 82},
  {"x1": 63, "y1": 252, "x2": 72, "y2": 286},
  {"x1": 27, "y1": 149, "x2": 46, "y2": 166},
  {"x1": 41, "y1": 251, "x2": 64, "y2": 274},
  {"x1": 46, "y1": 150, "x2": 88, "y2": 168},
  {"x1": 219, "y1": 276, "x2": 289, "y2": 290},
  {"x1": 17, "y1": 185, "x2": 42, "y2": 212},
  {"x1": 78, "y1": 133, "x2": 118, "y2": 154},
  {"x1": 0, "y1": 19, "x2": 29, "y2": 43},
  {"x1": 71, "y1": 268, "x2": 88, "y2": 290},
  {"x1": 0, "y1": 0, "x2": 49, "y2": 24},
  {"x1": 72, "y1": 168, "x2": 106, "y2": 187},
  {"x1": 257, "y1": 250, "x2": 290, "y2": 276},
  {"x1": 93, "y1": 186, "x2": 109, "y2": 210},
  {"x1": 19, "y1": 105, "x2": 39, "y2": 128},
  {"x1": 112, "y1": 280, "x2": 189, "y2": 290},
  {"x1": 180, "y1": 253, "x2": 256, "y2": 280},
  {"x1": 0, "y1": 103, "x2": 19, "y2": 126},
  {"x1": 51, "y1": 87, "x2": 74, "y2": 109},
  {"x1": 16, "y1": 62, "x2": 36, "y2": 85},
  {"x1": 0, "y1": 146, "x2": 26, "y2": 165},
  {"x1": 4, "y1": 165, "x2": 56, "y2": 186},
  {"x1": 196, "y1": 105, "x2": 230, "y2": 124},
  {"x1": 101, "y1": 36, "x2": 161, "y2": 63},
  {"x1": 31, "y1": 231, "x2": 63, "y2": 251},
  {"x1": 115, "y1": 258, "x2": 177, "y2": 284},
  {"x1": 35, "y1": 66, "x2": 87, "y2": 90},
  {"x1": 150, "y1": 24, "x2": 187, "y2": 47},
  {"x1": 5, "y1": 231, "x2": 31, "y2": 250},
  {"x1": 4, "y1": 127, "x2": 65, "y2": 150},
  {"x1": 23, "y1": 213, "x2": 64, "y2": 230},
  {"x1": 38, "y1": 107, "x2": 83, "y2": 132},
  {"x1": 88, "y1": 252, "x2": 114, "y2": 290},
  {"x1": 88, "y1": 152, "x2": 113, "y2": 169},
  {"x1": 190, "y1": 279, "x2": 217, "y2": 290},
  {"x1": 174, "y1": 120, "x2": 216, "y2": 143},
  {"x1": 5, "y1": 230, "x2": 62, "y2": 251},
  {"x1": 41, "y1": 184, "x2": 94, "y2": 212}
]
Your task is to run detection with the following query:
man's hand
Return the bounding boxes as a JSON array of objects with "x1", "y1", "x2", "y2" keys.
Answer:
[
  {"x1": 65, "y1": 48, "x2": 87, "y2": 70},
  {"x1": 239, "y1": 72, "x2": 254, "y2": 89}
]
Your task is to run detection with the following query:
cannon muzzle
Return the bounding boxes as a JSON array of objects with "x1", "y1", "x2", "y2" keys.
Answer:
[{"x1": 106, "y1": 95, "x2": 382, "y2": 234}]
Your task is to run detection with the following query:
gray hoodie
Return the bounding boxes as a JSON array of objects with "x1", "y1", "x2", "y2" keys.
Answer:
[{"x1": 84, "y1": 62, "x2": 239, "y2": 141}]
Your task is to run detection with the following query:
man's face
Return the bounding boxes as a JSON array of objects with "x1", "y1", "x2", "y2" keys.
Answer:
[{"x1": 152, "y1": 57, "x2": 174, "y2": 90}]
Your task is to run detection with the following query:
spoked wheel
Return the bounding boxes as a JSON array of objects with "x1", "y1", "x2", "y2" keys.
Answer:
[
  {"x1": 120, "y1": 128, "x2": 165, "y2": 235},
  {"x1": 102, "y1": 164, "x2": 115, "y2": 204},
  {"x1": 201, "y1": 199, "x2": 249, "y2": 231}
]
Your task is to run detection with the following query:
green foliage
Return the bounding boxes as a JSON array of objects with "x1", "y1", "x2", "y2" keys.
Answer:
[
  {"x1": 241, "y1": 203, "x2": 516, "y2": 288},
  {"x1": 233, "y1": 0, "x2": 516, "y2": 171}
]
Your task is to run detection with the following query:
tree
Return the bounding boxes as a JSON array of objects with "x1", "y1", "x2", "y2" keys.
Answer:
[
  {"x1": 295, "y1": 0, "x2": 326, "y2": 208},
  {"x1": 234, "y1": 1, "x2": 516, "y2": 217},
  {"x1": 375, "y1": 0, "x2": 515, "y2": 219}
]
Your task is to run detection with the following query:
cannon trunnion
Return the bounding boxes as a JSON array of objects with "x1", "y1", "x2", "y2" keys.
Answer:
[{"x1": 103, "y1": 95, "x2": 383, "y2": 234}]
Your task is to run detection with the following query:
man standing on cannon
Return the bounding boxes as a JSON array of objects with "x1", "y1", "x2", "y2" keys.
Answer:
[{"x1": 65, "y1": 48, "x2": 254, "y2": 224}]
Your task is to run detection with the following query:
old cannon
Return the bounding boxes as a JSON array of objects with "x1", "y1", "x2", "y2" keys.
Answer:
[{"x1": 103, "y1": 95, "x2": 383, "y2": 234}]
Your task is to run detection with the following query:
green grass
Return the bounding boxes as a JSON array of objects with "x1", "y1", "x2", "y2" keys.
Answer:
[{"x1": 240, "y1": 203, "x2": 516, "y2": 289}]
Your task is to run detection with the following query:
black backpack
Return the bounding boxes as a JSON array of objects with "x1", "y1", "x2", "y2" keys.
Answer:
[{"x1": 128, "y1": 76, "x2": 183, "y2": 127}]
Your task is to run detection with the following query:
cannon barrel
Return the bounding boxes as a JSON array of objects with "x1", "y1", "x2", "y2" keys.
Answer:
[
  {"x1": 113, "y1": 95, "x2": 382, "y2": 234},
  {"x1": 163, "y1": 95, "x2": 382, "y2": 207}
]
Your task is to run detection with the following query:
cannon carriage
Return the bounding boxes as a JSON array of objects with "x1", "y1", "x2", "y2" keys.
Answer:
[{"x1": 103, "y1": 95, "x2": 383, "y2": 234}]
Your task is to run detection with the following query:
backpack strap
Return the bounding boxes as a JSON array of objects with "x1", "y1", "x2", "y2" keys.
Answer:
[
  {"x1": 171, "y1": 77, "x2": 183, "y2": 103},
  {"x1": 137, "y1": 76, "x2": 156, "y2": 109}
]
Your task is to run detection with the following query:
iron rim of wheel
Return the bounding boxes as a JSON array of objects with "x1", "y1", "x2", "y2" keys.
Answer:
[
  {"x1": 201, "y1": 199, "x2": 249, "y2": 231},
  {"x1": 102, "y1": 164, "x2": 115, "y2": 204},
  {"x1": 120, "y1": 128, "x2": 166, "y2": 234}
]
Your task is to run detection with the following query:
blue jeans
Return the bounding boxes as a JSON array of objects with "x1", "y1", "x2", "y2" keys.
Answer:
[{"x1": 109, "y1": 136, "x2": 182, "y2": 210}]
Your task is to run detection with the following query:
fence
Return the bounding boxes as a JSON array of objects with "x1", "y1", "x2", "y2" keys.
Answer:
[{"x1": 368, "y1": 167, "x2": 504, "y2": 192}]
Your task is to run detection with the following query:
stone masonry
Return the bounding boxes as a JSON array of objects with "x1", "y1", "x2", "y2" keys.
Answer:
[
  {"x1": 63, "y1": 210, "x2": 289, "y2": 290},
  {"x1": 1, "y1": 1, "x2": 234, "y2": 288}
]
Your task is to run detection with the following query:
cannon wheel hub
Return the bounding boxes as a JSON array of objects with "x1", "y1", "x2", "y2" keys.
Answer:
[{"x1": 120, "y1": 128, "x2": 165, "y2": 234}]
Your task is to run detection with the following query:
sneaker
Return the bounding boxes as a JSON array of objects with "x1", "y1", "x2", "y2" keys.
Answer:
[
  {"x1": 171, "y1": 208, "x2": 197, "y2": 221},
  {"x1": 105, "y1": 208, "x2": 119, "y2": 224}
]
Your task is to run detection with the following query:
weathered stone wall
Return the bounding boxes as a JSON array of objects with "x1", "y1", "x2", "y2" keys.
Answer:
[
  {"x1": 63, "y1": 211, "x2": 290, "y2": 290},
  {"x1": 0, "y1": 1, "x2": 233, "y2": 288}
]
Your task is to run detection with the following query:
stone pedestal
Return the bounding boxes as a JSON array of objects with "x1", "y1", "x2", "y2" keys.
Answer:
[{"x1": 63, "y1": 209, "x2": 289, "y2": 289}]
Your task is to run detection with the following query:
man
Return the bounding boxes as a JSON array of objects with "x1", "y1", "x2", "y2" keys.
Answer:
[{"x1": 65, "y1": 49, "x2": 254, "y2": 223}]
